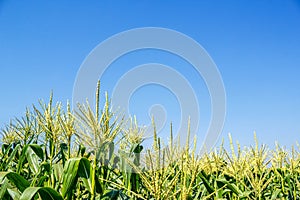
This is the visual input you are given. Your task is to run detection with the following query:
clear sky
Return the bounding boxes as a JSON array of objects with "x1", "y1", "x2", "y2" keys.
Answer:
[{"x1": 0, "y1": 0, "x2": 300, "y2": 149}]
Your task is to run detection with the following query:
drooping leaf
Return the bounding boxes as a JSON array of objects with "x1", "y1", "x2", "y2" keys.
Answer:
[
  {"x1": 0, "y1": 172, "x2": 30, "y2": 192},
  {"x1": 7, "y1": 188, "x2": 21, "y2": 200},
  {"x1": 28, "y1": 144, "x2": 44, "y2": 160},
  {"x1": 19, "y1": 187, "x2": 63, "y2": 200}
]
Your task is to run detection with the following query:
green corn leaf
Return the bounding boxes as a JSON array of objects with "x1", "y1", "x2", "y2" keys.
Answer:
[
  {"x1": 61, "y1": 158, "x2": 81, "y2": 197},
  {"x1": 26, "y1": 147, "x2": 40, "y2": 174},
  {"x1": 270, "y1": 189, "x2": 281, "y2": 200},
  {"x1": 19, "y1": 187, "x2": 63, "y2": 200},
  {"x1": 36, "y1": 176, "x2": 48, "y2": 187},
  {"x1": 7, "y1": 188, "x2": 21, "y2": 200},
  {"x1": 1, "y1": 143, "x2": 10, "y2": 154},
  {"x1": 16, "y1": 145, "x2": 29, "y2": 173},
  {"x1": 0, "y1": 178, "x2": 9, "y2": 199},
  {"x1": 25, "y1": 144, "x2": 44, "y2": 175},
  {"x1": 28, "y1": 144, "x2": 44, "y2": 160},
  {"x1": 0, "y1": 172, "x2": 30, "y2": 192},
  {"x1": 102, "y1": 190, "x2": 130, "y2": 200},
  {"x1": 199, "y1": 170, "x2": 214, "y2": 194},
  {"x1": 61, "y1": 157, "x2": 93, "y2": 197},
  {"x1": 77, "y1": 157, "x2": 93, "y2": 193},
  {"x1": 53, "y1": 163, "x2": 63, "y2": 185},
  {"x1": 2, "y1": 144, "x2": 21, "y2": 171},
  {"x1": 216, "y1": 179, "x2": 243, "y2": 196}
]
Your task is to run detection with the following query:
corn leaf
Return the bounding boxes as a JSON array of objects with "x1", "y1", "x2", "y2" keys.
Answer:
[
  {"x1": 19, "y1": 187, "x2": 63, "y2": 200},
  {"x1": 0, "y1": 172, "x2": 30, "y2": 192}
]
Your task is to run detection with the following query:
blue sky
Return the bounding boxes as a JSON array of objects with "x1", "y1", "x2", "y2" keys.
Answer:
[{"x1": 0, "y1": 0, "x2": 300, "y2": 149}]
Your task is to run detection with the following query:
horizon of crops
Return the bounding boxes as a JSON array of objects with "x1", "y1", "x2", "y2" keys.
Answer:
[{"x1": 1, "y1": 81, "x2": 300, "y2": 200}]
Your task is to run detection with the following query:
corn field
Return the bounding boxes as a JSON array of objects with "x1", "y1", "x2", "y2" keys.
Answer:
[{"x1": 1, "y1": 82, "x2": 300, "y2": 200}]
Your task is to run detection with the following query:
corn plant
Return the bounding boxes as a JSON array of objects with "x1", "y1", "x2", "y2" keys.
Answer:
[{"x1": 1, "y1": 81, "x2": 300, "y2": 199}]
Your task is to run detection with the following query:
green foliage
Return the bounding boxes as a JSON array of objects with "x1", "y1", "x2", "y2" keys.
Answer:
[
  {"x1": 1, "y1": 82, "x2": 300, "y2": 199},
  {"x1": 20, "y1": 187, "x2": 63, "y2": 200}
]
